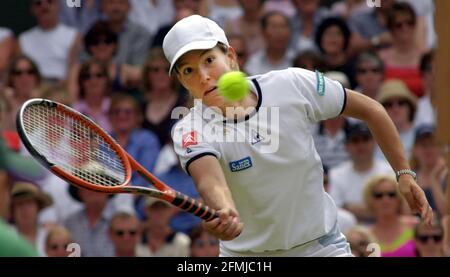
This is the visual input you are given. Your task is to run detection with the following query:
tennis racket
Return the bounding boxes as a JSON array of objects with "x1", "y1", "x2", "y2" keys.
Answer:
[{"x1": 16, "y1": 98, "x2": 218, "y2": 221}]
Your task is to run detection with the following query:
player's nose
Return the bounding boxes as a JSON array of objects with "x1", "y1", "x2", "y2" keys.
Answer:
[{"x1": 199, "y1": 67, "x2": 211, "y2": 84}]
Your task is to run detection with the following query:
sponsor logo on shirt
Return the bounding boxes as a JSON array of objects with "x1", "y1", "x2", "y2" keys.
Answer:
[
  {"x1": 229, "y1": 156, "x2": 253, "y2": 172},
  {"x1": 182, "y1": 131, "x2": 197, "y2": 148},
  {"x1": 315, "y1": 70, "x2": 325, "y2": 96}
]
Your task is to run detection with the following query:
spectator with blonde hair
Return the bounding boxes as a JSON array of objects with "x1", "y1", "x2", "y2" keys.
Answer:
[
  {"x1": 364, "y1": 175, "x2": 417, "y2": 257},
  {"x1": 45, "y1": 225, "x2": 74, "y2": 257},
  {"x1": 345, "y1": 225, "x2": 376, "y2": 257}
]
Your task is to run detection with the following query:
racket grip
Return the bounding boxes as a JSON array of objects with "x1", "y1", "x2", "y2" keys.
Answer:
[{"x1": 172, "y1": 192, "x2": 219, "y2": 221}]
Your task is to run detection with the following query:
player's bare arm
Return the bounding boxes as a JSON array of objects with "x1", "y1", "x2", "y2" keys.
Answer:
[
  {"x1": 189, "y1": 155, "x2": 244, "y2": 240},
  {"x1": 342, "y1": 89, "x2": 433, "y2": 225}
]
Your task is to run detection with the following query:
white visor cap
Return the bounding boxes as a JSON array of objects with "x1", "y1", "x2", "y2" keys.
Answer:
[{"x1": 163, "y1": 15, "x2": 229, "y2": 75}]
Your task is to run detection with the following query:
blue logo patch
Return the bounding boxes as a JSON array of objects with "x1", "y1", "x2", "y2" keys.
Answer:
[
  {"x1": 229, "y1": 156, "x2": 253, "y2": 172},
  {"x1": 315, "y1": 70, "x2": 325, "y2": 96}
]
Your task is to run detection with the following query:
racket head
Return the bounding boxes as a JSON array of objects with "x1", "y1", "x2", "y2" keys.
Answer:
[{"x1": 16, "y1": 98, "x2": 132, "y2": 193}]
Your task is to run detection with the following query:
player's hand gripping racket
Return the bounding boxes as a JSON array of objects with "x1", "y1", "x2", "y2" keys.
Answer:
[{"x1": 16, "y1": 98, "x2": 218, "y2": 221}]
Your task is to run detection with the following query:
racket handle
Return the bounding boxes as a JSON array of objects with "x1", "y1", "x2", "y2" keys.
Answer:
[{"x1": 172, "y1": 192, "x2": 219, "y2": 221}]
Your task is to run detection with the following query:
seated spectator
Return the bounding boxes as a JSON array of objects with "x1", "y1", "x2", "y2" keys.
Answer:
[
  {"x1": 329, "y1": 122, "x2": 393, "y2": 222},
  {"x1": 376, "y1": 79, "x2": 417, "y2": 160},
  {"x1": 414, "y1": 218, "x2": 445, "y2": 257},
  {"x1": 64, "y1": 186, "x2": 115, "y2": 256},
  {"x1": 292, "y1": 50, "x2": 324, "y2": 72},
  {"x1": 45, "y1": 224, "x2": 74, "y2": 257},
  {"x1": 378, "y1": 2, "x2": 426, "y2": 97},
  {"x1": 68, "y1": 20, "x2": 141, "y2": 101},
  {"x1": 189, "y1": 225, "x2": 219, "y2": 257},
  {"x1": 315, "y1": 17, "x2": 356, "y2": 88},
  {"x1": 206, "y1": 0, "x2": 242, "y2": 28},
  {"x1": 364, "y1": 175, "x2": 417, "y2": 257},
  {"x1": 0, "y1": 27, "x2": 14, "y2": 88},
  {"x1": 312, "y1": 117, "x2": 350, "y2": 170},
  {"x1": 345, "y1": 225, "x2": 377, "y2": 257},
  {"x1": 59, "y1": 0, "x2": 102, "y2": 34},
  {"x1": 127, "y1": 0, "x2": 174, "y2": 37},
  {"x1": 224, "y1": 0, "x2": 265, "y2": 54},
  {"x1": 290, "y1": 0, "x2": 329, "y2": 53},
  {"x1": 1, "y1": 55, "x2": 43, "y2": 145},
  {"x1": 227, "y1": 34, "x2": 249, "y2": 74},
  {"x1": 141, "y1": 47, "x2": 188, "y2": 146},
  {"x1": 100, "y1": 0, "x2": 151, "y2": 66},
  {"x1": 137, "y1": 198, "x2": 190, "y2": 257},
  {"x1": 330, "y1": 0, "x2": 372, "y2": 19},
  {"x1": 19, "y1": 0, "x2": 82, "y2": 84},
  {"x1": 10, "y1": 182, "x2": 53, "y2": 256},
  {"x1": 108, "y1": 211, "x2": 141, "y2": 257},
  {"x1": 354, "y1": 51, "x2": 384, "y2": 99},
  {"x1": 245, "y1": 11, "x2": 296, "y2": 75},
  {"x1": 411, "y1": 124, "x2": 448, "y2": 217},
  {"x1": 323, "y1": 165, "x2": 356, "y2": 233},
  {"x1": 72, "y1": 59, "x2": 112, "y2": 132},
  {"x1": 413, "y1": 51, "x2": 435, "y2": 128}
]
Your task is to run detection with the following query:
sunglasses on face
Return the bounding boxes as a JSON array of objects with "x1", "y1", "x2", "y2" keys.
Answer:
[
  {"x1": 114, "y1": 229, "x2": 138, "y2": 237},
  {"x1": 12, "y1": 68, "x2": 36, "y2": 76},
  {"x1": 194, "y1": 239, "x2": 219, "y2": 248},
  {"x1": 416, "y1": 234, "x2": 443, "y2": 243},
  {"x1": 357, "y1": 67, "x2": 381, "y2": 75},
  {"x1": 372, "y1": 191, "x2": 397, "y2": 200},
  {"x1": 81, "y1": 72, "x2": 106, "y2": 80},
  {"x1": 383, "y1": 99, "x2": 409, "y2": 109},
  {"x1": 348, "y1": 136, "x2": 371, "y2": 144}
]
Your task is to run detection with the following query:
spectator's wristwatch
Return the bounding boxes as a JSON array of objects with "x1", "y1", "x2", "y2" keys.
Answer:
[{"x1": 396, "y1": 169, "x2": 417, "y2": 182}]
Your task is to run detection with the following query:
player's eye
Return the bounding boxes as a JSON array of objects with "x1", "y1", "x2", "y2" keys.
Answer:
[
  {"x1": 182, "y1": 67, "x2": 193, "y2": 76},
  {"x1": 205, "y1": 56, "x2": 215, "y2": 65}
]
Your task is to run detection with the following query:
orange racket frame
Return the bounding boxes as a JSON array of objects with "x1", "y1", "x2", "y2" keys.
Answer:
[{"x1": 17, "y1": 98, "x2": 218, "y2": 221}]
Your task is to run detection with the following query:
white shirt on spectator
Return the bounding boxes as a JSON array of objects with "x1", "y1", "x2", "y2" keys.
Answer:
[
  {"x1": 128, "y1": 0, "x2": 174, "y2": 37},
  {"x1": 329, "y1": 159, "x2": 393, "y2": 207},
  {"x1": 19, "y1": 23, "x2": 77, "y2": 81},
  {"x1": 245, "y1": 49, "x2": 297, "y2": 76}
]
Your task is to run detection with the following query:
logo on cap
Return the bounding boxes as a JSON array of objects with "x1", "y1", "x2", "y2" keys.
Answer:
[{"x1": 182, "y1": 131, "x2": 198, "y2": 148}]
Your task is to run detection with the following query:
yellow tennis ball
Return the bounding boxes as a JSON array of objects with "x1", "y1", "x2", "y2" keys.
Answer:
[{"x1": 217, "y1": 71, "x2": 249, "y2": 102}]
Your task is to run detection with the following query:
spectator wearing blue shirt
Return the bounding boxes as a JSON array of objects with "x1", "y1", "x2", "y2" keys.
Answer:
[{"x1": 108, "y1": 93, "x2": 161, "y2": 216}]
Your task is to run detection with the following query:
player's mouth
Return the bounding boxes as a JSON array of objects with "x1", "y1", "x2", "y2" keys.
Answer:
[{"x1": 204, "y1": 86, "x2": 217, "y2": 96}]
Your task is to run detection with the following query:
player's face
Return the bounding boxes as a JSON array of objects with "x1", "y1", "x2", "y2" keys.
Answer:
[{"x1": 176, "y1": 46, "x2": 238, "y2": 108}]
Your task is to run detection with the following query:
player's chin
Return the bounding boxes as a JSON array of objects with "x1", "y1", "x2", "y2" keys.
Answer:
[{"x1": 203, "y1": 93, "x2": 226, "y2": 109}]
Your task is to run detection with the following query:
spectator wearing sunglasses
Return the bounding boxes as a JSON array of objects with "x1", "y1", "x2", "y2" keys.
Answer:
[
  {"x1": 109, "y1": 211, "x2": 141, "y2": 257},
  {"x1": 68, "y1": 20, "x2": 141, "y2": 102},
  {"x1": 414, "y1": 218, "x2": 445, "y2": 257},
  {"x1": 189, "y1": 225, "x2": 219, "y2": 257},
  {"x1": 45, "y1": 225, "x2": 74, "y2": 257},
  {"x1": 354, "y1": 51, "x2": 384, "y2": 100},
  {"x1": 141, "y1": 47, "x2": 188, "y2": 147},
  {"x1": 137, "y1": 198, "x2": 190, "y2": 257},
  {"x1": 18, "y1": 0, "x2": 82, "y2": 85},
  {"x1": 1, "y1": 56, "x2": 42, "y2": 148},
  {"x1": 73, "y1": 59, "x2": 112, "y2": 132},
  {"x1": 363, "y1": 175, "x2": 417, "y2": 257},
  {"x1": 378, "y1": 2, "x2": 426, "y2": 98},
  {"x1": 376, "y1": 79, "x2": 417, "y2": 161}
]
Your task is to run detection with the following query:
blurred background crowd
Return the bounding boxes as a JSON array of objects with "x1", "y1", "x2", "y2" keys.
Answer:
[{"x1": 0, "y1": 0, "x2": 448, "y2": 257}]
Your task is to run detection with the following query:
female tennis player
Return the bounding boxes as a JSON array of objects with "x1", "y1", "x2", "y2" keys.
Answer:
[{"x1": 162, "y1": 15, "x2": 433, "y2": 257}]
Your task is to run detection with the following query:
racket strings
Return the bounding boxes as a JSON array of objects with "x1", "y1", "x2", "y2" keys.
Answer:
[{"x1": 22, "y1": 105, "x2": 126, "y2": 187}]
